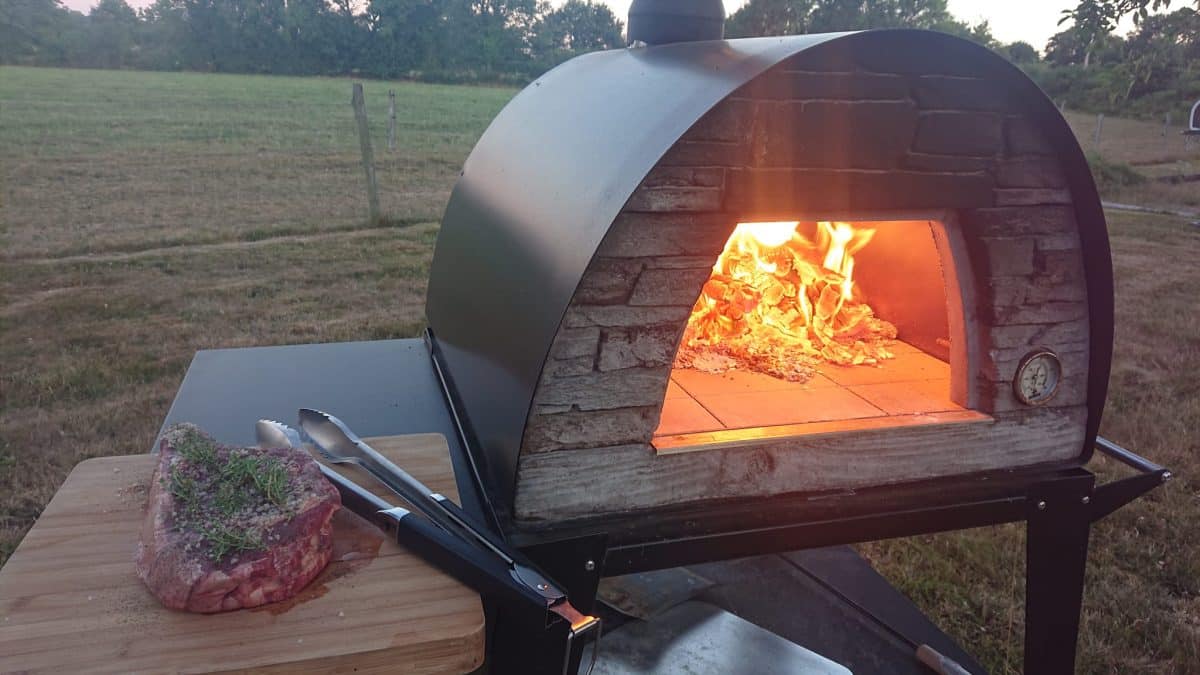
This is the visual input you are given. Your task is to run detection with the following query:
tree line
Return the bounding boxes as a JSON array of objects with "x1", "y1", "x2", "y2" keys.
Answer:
[
  {"x1": 724, "y1": 0, "x2": 1198, "y2": 120},
  {"x1": 1041, "y1": 0, "x2": 1199, "y2": 118},
  {"x1": 0, "y1": 0, "x2": 625, "y2": 82},
  {"x1": 1, "y1": 0, "x2": 1197, "y2": 118}
]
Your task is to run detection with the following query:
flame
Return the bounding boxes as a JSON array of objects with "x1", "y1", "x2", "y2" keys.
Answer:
[{"x1": 675, "y1": 221, "x2": 897, "y2": 381}]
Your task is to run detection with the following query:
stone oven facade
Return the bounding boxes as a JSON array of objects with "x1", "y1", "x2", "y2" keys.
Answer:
[{"x1": 426, "y1": 31, "x2": 1110, "y2": 531}]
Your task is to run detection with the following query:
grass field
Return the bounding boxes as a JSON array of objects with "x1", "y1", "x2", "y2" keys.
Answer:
[
  {"x1": 1063, "y1": 110, "x2": 1200, "y2": 212},
  {"x1": 2, "y1": 65, "x2": 1197, "y2": 672}
]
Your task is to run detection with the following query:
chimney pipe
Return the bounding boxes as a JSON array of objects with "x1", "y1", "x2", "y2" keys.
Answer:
[{"x1": 627, "y1": 0, "x2": 726, "y2": 46}]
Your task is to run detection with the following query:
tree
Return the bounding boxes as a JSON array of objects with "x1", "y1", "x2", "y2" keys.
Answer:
[
  {"x1": 534, "y1": 0, "x2": 623, "y2": 58},
  {"x1": 137, "y1": 0, "x2": 188, "y2": 70},
  {"x1": 1119, "y1": 7, "x2": 1198, "y2": 98},
  {"x1": 808, "y1": 0, "x2": 958, "y2": 32},
  {"x1": 726, "y1": 0, "x2": 814, "y2": 38},
  {"x1": 86, "y1": 0, "x2": 138, "y2": 68},
  {"x1": 366, "y1": 0, "x2": 444, "y2": 76},
  {"x1": 725, "y1": 0, "x2": 994, "y2": 47},
  {"x1": 0, "y1": 0, "x2": 75, "y2": 64},
  {"x1": 1046, "y1": 21, "x2": 1124, "y2": 66},
  {"x1": 1057, "y1": 0, "x2": 1199, "y2": 67},
  {"x1": 1003, "y1": 41, "x2": 1041, "y2": 65}
]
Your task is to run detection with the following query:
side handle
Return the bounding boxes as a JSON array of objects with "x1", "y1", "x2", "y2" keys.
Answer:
[{"x1": 1090, "y1": 436, "x2": 1172, "y2": 523}]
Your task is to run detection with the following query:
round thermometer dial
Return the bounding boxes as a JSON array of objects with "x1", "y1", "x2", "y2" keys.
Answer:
[{"x1": 1014, "y1": 350, "x2": 1062, "y2": 406}]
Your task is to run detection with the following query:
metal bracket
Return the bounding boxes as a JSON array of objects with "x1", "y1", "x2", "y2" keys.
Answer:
[
  {"x1": 489, "y1": 535, "x2": 609, "y2": 675},
  {"x1": 1090, "y1": 436, "x2": 1172, "y2": 523}
]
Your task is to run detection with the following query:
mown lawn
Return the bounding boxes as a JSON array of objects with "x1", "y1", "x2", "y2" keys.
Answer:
[{"x1": 2, "y1": 66, "x2": 1196, "y2": 673}]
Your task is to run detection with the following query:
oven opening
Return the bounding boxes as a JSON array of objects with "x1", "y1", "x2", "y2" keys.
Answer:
[{"x1": 653, "y1": 216, "x2": 991, "y2": 453}]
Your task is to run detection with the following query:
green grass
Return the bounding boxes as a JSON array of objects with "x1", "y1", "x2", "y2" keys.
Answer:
[
  {"x1": 0, "y1": 67, "x2": 511, "y2": 157},
  {"x1": 0, "y1": 66, "x2": 515, "y2": 259},
  {"x1": 1064, "y1": 110, "x2": 1200, "y2": 211},
  {"x1": 1, "y1": 66, "x2": 1197, "y2": 673}
]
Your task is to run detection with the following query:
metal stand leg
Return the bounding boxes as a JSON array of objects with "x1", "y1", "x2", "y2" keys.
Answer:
[
  {"x1": 489, "y1": 535, "x2": 607, "y2": 675},
  {"x1": 1024, "y1": 474, "x2": 1094, "y2": 675}
]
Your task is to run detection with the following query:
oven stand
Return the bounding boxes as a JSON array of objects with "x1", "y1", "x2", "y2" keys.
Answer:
[{"x1": 487, "y1": 438, "x2": 1167, "y2": 675}]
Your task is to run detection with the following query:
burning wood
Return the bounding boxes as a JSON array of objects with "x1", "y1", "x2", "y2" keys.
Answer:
[{"x1": 676, "y1": 221, "x2": 897, "y2": 381}]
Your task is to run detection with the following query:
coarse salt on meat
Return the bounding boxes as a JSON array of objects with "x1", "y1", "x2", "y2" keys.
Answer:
[{"x1": 134, "y1": 424, "x2": 340, "y2": 613}]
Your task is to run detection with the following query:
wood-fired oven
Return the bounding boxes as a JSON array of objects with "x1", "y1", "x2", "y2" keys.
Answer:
[
  {"x1": 426, "y1": 30, "x2": 1110, "y2": 531},
  {"x1": 416, "y1": 26, "x2": 1174, "y2": 674}
]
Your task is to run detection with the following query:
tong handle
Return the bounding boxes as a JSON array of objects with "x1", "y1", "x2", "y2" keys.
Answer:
[
  {"x1": 343, "y1": 446, "x2": 520, "y2": 566},
  {"x1": 321, "y1": 464, "x2": 547, "y2": 609},
  {"x1": 347, "y1": 437, "x2": 519, "y2": 567},
  {"x1": 383, "y1": 507, "x2": 552, "y2": 610},
  {"x1": 433, "y1": 493, "x2": 519, "y2": 563}
]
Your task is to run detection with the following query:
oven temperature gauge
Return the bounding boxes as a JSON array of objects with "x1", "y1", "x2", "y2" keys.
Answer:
[{"x1": 1014, "y1": 350, "x2": 1062, "y2": 406}]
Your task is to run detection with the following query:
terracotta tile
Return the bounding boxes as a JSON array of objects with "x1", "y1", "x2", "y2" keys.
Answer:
[
  {"x1": 848, "y1": 379, "x2": 963, "y2": 415},
  {"x1": 819, "y1": 350, "x2": 950, "y2": 386},
  {"x1": 672, "y1": 368, "x2": 838, "y2": 397},
  {"x1": 887, "y1": 340, "x2": 924, "y2": 354},
  {"x1": 699, "y1": 386, "x2": 884, "y2": 429},
  {"x1": 655, "y1": 396, "x2": 725, "y2": 435},
  {"x1": 665, "y1": 379, "x2": 690, "y2": 400}
]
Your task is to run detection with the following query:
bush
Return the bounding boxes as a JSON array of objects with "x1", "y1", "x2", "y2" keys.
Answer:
[{"x1": 1087, "y1": 153, "x2": 1148, "y2": 191}]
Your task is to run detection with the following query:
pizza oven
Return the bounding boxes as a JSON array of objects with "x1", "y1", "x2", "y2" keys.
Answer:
[{"x1": 424, "y1": 30, "x2": 1112, "y2": 537}]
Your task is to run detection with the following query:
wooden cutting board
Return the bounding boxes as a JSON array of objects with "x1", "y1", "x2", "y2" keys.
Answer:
[{"x1": 0, "y1": 434, "x2": 485, "y2": 674}]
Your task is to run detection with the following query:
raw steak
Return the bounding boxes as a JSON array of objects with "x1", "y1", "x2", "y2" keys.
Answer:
[{"x1": 135, "y1": 423, "x2": 340, "y2": 613}]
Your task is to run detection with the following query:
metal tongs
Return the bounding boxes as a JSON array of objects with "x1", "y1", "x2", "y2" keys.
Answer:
[{"x1": 256, "y1": 412, "x2": 600, "y2": 675}]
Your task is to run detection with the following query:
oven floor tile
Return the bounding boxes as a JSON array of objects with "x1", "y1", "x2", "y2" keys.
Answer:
[
  {"x1": 664, "y1": 379, "x2": 691, "y2": 400},
  {"x1": 698, "y1": 386, "x2": 885, "y2": 429},
  {"x1": 848, "y1": 379, "x2": 961, "y2": 416},
  {"x1": 819, "y1": 348, "x2": 949, "y2": 387},
  {"x1": 672, "y1": 368, "x2": 840, "y2": 396},
  {"x1": 655, "y1": 395, "x2": 724, "y2": 435},
  {"x1": 655, "y1": 342, "x2": 974, "y2": 448}
]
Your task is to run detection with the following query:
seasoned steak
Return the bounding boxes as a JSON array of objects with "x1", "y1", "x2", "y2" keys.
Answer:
[{"x1": 135, "y1": 423, "x2": 340, "y2": 613}]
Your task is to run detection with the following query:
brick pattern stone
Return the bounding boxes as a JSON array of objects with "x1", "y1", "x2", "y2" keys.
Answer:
[
  {"x1": 994, "y1": 188, "x2": 1073, "y2": 206},
  {"x1": 574, "y1": 259, "x2": 643, "y2": 305},
  {"x1": 597, "y1": 325, "x2": 683, "y2": 371},
  {"x1": 524, "y1": 407, "x2": 661, "y2": 454},
  {"x1": 744, "y1": 70, "x2": 911, "y2": 101},
  {"x1": 629, "y1": 268, "x2": 713, "y2": 307},
  {"x1": 996, "y1": 158, "x2": 1067, "y2": 188},
  {"x1": 518, "y1": 53, "x2": 1092, "y2": 500},
  {"x1": 913, "y1": 112, "x2": 1004, "y2": 156},
  {"x1": 1005, "y1": 116, "x2": 1055, "y2": 156},
  {"x1": 913, "y1": 76, "x2": 1012, "y2": 112},
  {"x1": 756, "y1": 100, "x2": 919, "y2": 169}
]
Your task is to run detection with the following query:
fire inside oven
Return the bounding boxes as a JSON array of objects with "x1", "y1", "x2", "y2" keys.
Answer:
[{"x1": 654, "y1": 217, "x2": 987, "y2": 446}]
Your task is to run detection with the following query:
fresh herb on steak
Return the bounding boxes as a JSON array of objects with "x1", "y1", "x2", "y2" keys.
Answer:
[
  {"x1": 160, "y1": 425, "x2": 300, "y2": 562},
  {"x1": 137, "y1": 424, "x2": 341, "y2": 613}
]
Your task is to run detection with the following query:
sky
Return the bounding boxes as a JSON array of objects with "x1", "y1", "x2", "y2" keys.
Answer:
[{"x1": 59, "y1": 0, "x2": 1139, "y2": 52}]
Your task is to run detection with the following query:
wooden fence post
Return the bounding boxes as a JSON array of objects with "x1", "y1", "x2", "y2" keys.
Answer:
[
  {"x1": 1093, "y1": 113, "x2": 1104, "y2": 148},
  {"x1": 351, "y1": 83, "x2": 381, "y2": 224},
  {"x1": 388, "y1": 90, "x2": 397, "y2": 151}
]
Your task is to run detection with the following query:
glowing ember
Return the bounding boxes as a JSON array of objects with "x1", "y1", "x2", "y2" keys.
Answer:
[{"x1": 675, "y1": 221, "x2": 897, "y2": 381}]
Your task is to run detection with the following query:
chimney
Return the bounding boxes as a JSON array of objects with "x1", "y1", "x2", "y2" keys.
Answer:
[{"x1": 627, "y1": 0, "x2": 726, "y2": 46}]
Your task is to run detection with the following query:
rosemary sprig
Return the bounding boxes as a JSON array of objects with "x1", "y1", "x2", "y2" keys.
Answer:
[
  {"x1": 198, "y1": 522, "x2": 263, "y2": 561},
  {"x1": 165, "y1": 429, "x2": 296, "y2": 561}
]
